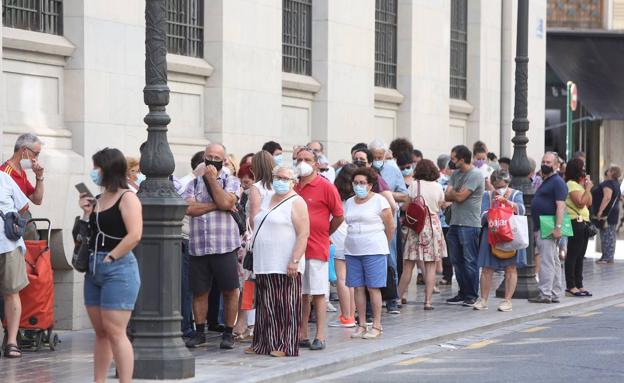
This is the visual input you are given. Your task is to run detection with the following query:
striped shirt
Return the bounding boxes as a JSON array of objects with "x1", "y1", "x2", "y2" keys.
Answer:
[{"x1": 182, "y1": 172, "x2": 241, "y2": 256}]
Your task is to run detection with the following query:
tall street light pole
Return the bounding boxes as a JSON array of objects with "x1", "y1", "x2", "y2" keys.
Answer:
[
  {"x1": 132, "y1": 0, "x2": 195, "y2": 379},
  {"x1": 496, "y1": 0, "x2": 539, "y2": 299}
]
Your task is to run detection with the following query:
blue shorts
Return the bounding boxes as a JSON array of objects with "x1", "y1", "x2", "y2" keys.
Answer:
[
  {"x1": 84, "y1": 251, "x2": 141, "y2": 311},
  {"x1": 345, "y1": 254, "x2": 387, "y2": 288}
]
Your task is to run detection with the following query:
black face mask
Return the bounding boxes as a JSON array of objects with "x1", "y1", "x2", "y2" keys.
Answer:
[
  {"x1": 448, "y1": 160, "x2": 458, "y2": 170},
  {"x1": 353, "y1": 160, "x2": 367, "y2": 168},
  {"x1": 205, "y1": 159, "x2": 223, "y2": 172},
  {"x1": 541, "y1": 164, "x2": 554, "y2": 175}
]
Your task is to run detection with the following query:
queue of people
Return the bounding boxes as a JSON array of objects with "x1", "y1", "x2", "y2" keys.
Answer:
[{"x1": 0, "y1": 132, "x2": 622, "y2": 377}]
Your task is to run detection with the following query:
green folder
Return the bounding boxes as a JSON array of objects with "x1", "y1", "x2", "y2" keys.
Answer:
[{"x1": 539, "y1": 214, "x2": 574, "y2": 239}]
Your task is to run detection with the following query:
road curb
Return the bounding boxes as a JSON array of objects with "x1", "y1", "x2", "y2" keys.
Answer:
[{"x1": 254, "y1": 292, "x2": 624, "y2": 383}]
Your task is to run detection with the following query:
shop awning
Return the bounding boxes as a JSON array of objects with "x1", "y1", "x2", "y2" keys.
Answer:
[{"x1": 547, "y1": 30, "x2": 624, "y2": 120}]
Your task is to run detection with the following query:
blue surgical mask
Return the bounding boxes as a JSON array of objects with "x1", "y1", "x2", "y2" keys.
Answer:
[
  {"x1": 136, "y1": 173, "x2": 146, "y2": 185},
  {"x1": 401, "y1": 167, "x2": 413, "y2": 177},
  {"x1": 90, "y1": 168, "x2": 103, "y2": 186},
  {"x1": 353, "y1": 184, "x2": 369, "y2": 198},
  {"x1": 372, "y1": 160, "x2": 384, "y2": 169},
  {"x1": 272, "y1": 179, "x2": 291, "y2": 195},
  {"x1": 274, "y1": 154, "x2": 283, "y2": 166}
]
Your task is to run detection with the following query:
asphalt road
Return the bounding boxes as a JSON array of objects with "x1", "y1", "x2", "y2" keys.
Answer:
[{"x1": 312, "y1": 303, "x2": 624, "y2": 383}]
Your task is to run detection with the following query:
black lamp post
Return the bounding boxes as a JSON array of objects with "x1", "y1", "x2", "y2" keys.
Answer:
[
  {"x1": 131, "y1": 0, "x2": 195, "y2": 379},
  {"x1": 496, "y1": 0, "x2": 539, "y2": 299}
]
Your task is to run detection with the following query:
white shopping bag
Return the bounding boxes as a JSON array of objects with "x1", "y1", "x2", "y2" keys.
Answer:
[{"x1": 495, "y1": 215, "x2": 529, "y2": 251}]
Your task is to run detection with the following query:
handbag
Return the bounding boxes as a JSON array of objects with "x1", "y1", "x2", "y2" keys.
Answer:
[
  {"x1": 240, "y1": 279, "x2": 255, "y2": 310},
  {"x1": 566, "y1": 199, "x2": 599, "y2": 238},
  {"x1": 72, "y1": 219, "x2": 91, "y2": 273},
  {"x1": 197, "y1": 177, "x2": 247, "y2": 236},
  {"x1": 495, "y1": 191, "x2": 529, "y2": 252},
  {"x1": 486, "y1": 192, "x2": 514, "y2": 246},
  {"x1": 0, "y1": 211, "x2": 28, "y2": 241},
  {"x1": 492, "y1": 246, "x2": 516, "y2": 260},
  {"x1": 245, "y1": 194, "x2": 297, "y2": 272},
  {"x1": 539, "y1": 214, "x2": 574, "y2": 239}
]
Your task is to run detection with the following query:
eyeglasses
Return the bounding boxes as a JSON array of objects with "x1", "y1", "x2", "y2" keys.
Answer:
[
  {"x1": 26, "y1": 147, "x2": 41, "y2": 157},
  {"x1": 352, "y1": 181, "x2": 369, "y2": 186},
  {"x1": 204, "y1": 156, "x2": 222, "y2": 162},
  {"x1": 274, "y1": 175, "x2": 292, "y2": 182}
]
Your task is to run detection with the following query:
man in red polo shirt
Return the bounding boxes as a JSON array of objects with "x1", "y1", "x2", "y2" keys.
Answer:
[
  {"x1": 1, "y1": 134, "x2": 45, "y2": 240},
  {"x1": 295, "y1": 147, "x2": 344, "y2": 351}
]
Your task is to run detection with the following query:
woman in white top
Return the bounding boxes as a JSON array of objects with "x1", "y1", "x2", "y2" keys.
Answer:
[
  {"x1": 399, "y1": 159, "x2": 448, "y2": 310},
  {"x1": 344, "y1": 167, "x2": 395, "y2": 340},
  {"x1": 247, "y1": 164, "x2": 309, "y2": 357}
]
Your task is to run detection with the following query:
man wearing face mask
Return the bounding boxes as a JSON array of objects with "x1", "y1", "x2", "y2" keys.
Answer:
[
  {"x1": 294, "y1": 147, "x2": 344, "y2": 351},
  {"x1": 530, "y1": 152, "x2": 567, "y2": 304},
  {"x1": 1, "y1": 134, "x2": 45, "y2": 240},
  {"x1": 444, "y1": 145, "x2": 485, "y2": 307},
  {"x1": 262, "y1": 141, "x2": 284, "y2": 166},
  {"x1": 182, "y1": 143, "x2": 242, "y2": 350}
]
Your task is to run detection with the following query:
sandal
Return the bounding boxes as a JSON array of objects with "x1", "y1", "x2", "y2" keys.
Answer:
[
  {"x1": 565, "y1": 289, "x2": 584, "y2": 297},
  {"x1": 424, "y1": 302, "x2": 434, "y2": 311},
  {"x1": 3, "y1": 343, "x2": 22, "y2": 358},
  {"x1": 350, "y1": 325, "x2": 367, "y2": 339},
  {"x1": 270, "y1": 350, "x2": 286, "y2": 357},
  {"x1": 579, "y1": 290, "x2": 593, "y2": 297},
  {"x1": 244, "y1": 347, "x2": 257, "y2": 355},
  {"x1": 362, "y1": 326, "x2": 383, "y2": 340},
  {"x1": 235, "y1": 327, "x2": 254, "y2": 342}
]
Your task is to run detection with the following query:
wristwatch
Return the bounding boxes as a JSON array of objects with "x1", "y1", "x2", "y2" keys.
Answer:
[
  {"x1": 36, "y1": 176, "x2": 44, "y2": 181},
  {"x1": 291, "y1": 259, "x2": 300, "y2": 264},
  {"x1": 555, "y1": 224, "x2": 562, "y2": 229}
]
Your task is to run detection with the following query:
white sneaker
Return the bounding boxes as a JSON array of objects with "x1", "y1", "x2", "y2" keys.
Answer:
[
  {"x1": 326, "y1": 302, "x2": 338, "y2": 312},
  {"x1": 472, "y1": 298, "x2": 488, "y2": 310},
  {"x1": 497, "y1": 300, "x2": 513, "y2": 312}
]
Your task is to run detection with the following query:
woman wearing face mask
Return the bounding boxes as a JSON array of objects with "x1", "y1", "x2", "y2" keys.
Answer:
[
  {"x1": 473, "y1": 170, "x2": 526, "y2": 312},
  {"x1": 246, "y1": 164, "x2": 309, "y2": 357},
  {"x1": 564, "y1": 159, "x2": 593, "y2": 297},
  {"x1": 248, "y1": 151, "x2": 276, "y2": 227},
  {"x1": 78, "y1": 148, "x2": 142, "y2": 383},
  {"x1": 125, "y1": 156, "x2": 145, "y2": 193},
  {"x1": 344, "y1": 167, "x2": 395, "y2": 340}
]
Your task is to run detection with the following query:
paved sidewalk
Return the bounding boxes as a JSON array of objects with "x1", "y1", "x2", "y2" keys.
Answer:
[{"x1": 1, "y1": 241, "x2": 623, "y2": 383}]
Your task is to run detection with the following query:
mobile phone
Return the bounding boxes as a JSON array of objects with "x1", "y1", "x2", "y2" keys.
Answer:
[{"x1": 75, "y1": 183, "x2": 94, "y2": 198}]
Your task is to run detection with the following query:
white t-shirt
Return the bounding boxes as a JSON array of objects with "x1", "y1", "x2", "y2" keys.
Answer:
[
  {"x1": 344, "y1": 194, "x2": 391, "y2": 256},
  {"x1": 0, "y1": 172, "x2": 29, "y2": 253},
  {"x1": 330, "y1": 201, "x2": 348, "y2": 256},
  {"x1": 407, "y1": 180, "x2": 445, "y2": 214}
]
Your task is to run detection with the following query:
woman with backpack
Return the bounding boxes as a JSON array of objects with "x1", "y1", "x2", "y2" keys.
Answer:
[
  {"x1": 399, "y1": 159, "x2": 447, "y2": 310},
  {"x1": 473, "y1": 170, "x2": 526, "y2": 312}
]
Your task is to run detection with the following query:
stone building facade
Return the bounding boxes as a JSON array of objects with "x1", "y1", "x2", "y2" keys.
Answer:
[{"x1": 1, "y1": 0, "x2": 546, "y2": 329}]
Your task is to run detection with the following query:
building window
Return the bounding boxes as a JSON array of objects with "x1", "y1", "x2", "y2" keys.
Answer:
[
  {"x1": 2, "y1": 0, "x2": 63, "y2": 35},
  {"x1": 450, "y1": 0, "x2": 467, "y2": 100},
  {"x1": 166, "y1": 0, "x2": 204, "y2": 58},
  {"x1": 282, "y1": 0, "x2": 312, "y2": 75},
  {"x1": 375, "y1": 0, "x2": 397, "y2": 88}
]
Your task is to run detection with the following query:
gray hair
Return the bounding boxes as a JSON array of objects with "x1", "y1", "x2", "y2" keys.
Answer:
[
  {"x1": 14, "y1": 133, "x2": 41, "y2": 153},
  {"x1": 368, "y1": 139, "x2": 387, "y2": 152},
  {"x1": 490, "y1": 169, "x2": 511, "y2": 185},
  {"x1": 206, "y1": 143, "x2": 227, "y2": 156},
  {"x1": 272, "y1": 164, "x2": 297, "y2": 180},
  {"x1": 317, "y1": 154, "x2": 330, "y2": 166},
  {"x1": 437, "y1": 154, "x2": 451, "y2": 170}
]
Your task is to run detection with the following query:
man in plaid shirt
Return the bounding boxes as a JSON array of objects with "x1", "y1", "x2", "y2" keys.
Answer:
[{"x1": 182, "y1": 143, "x2": 241, "y2": 350}]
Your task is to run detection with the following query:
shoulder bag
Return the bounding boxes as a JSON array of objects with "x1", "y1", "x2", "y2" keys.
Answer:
[
  {"x1": 197, "y1": 176, "x2": 247, "y2": 235},
  {"x1": 0, "y1": 211, "x2": 28, "y2": 241},
  {"x1": 243, "y1": 194, "x2": 297, "y2": 271}
]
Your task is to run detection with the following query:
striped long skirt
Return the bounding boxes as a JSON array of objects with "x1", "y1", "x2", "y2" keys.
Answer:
[{"x1": 252, "y1": 273, "x2": 302, "y2": 356}]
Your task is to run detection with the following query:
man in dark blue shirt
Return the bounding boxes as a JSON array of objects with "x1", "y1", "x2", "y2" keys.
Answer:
[{"x1": 530, "y1": 152, "x2": 567, "y2": 303}]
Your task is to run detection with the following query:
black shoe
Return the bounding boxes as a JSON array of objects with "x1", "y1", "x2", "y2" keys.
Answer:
[
  {"x1": 309, "y1": 338, "x2": 326, "y2": 351},
  {"x1": 299, "y1": 339, "x2": 311, "y2": 348},
  {"x1": 446, "y1": 295, "x2": 465, "y2": 305},
  {"x1": 387, "y1": 301, "x2": 401, "y2": 314},
  {"x1": 208, "y1": 324, "x2": 226, "y2": 333},
  {"x1": 220, "y1": 333, "x2": 235, "y2": 350},
  {"x1": 462, "y1": 298, "x2": 477, "y2": 307},
  {"x1": 185, "y1": 332, "x2": 206, "y2": 348}
]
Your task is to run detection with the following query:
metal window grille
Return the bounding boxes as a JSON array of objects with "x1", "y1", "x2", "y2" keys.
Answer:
[
  {"x1": 450, "y1": 0, "x2": 468, "y2": 100},
  {"x1": 282, "y1": 0, "x2": 312, "y2": 75},
  {"x1": 2, "y1": 0, "x2": 63, "y2": 35},
  {"x1": 375, "y1": 0, "x2": 397, "y2": 88},
  {"x1": 166, "y1": 0, "x2": 204, "y2": 58}
]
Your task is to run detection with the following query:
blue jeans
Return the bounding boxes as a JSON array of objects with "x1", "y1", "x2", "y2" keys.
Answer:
[
  {"x1": 181, "y1": 240, "x2": 194, "y2": 334},
  {"x1": 446, "y1": 226, "x2": 480, "y2": 301}
]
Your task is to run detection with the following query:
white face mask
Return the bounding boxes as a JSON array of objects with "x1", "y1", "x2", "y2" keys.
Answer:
[
  {"x1": 496, "y1": 187, "x2": 508, "y2": 196},
  {"x1": 297, "y1": 162, "x2": 314, "y2": 178},
  {"x1": 20, "y1": 159, "x2": 33, "y2": 170}
]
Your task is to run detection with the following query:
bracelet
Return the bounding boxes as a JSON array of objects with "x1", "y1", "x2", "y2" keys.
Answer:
[{"x1": 36, "y1": 176, "x2": 44, "y2": 181}]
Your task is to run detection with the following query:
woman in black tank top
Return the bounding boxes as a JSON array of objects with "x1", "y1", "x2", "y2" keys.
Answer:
[{"x1": 78, "y1": 148, "x2": 142, "y2": 383}]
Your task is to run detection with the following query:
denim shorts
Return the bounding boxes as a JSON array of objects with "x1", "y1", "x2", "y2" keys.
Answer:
[
  {"x1": 345, "y1": 254, "x2": 387, "y2": 288},
  {"x1": 84, "y1": 251, "x2": 141, "y2": 311}
]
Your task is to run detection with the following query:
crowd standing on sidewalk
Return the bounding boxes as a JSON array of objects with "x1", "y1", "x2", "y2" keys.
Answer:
[{"x1": 1, "y1": 132, "x2": 623, "y2": 382}]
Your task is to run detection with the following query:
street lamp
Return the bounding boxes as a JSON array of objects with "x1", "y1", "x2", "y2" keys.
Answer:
[
  {"x1": 131, "y1": 0, "x2": 195, "y2": 379},
  {"x1": 496, "y1": 0, "x2": 539, "y2": 299}
]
